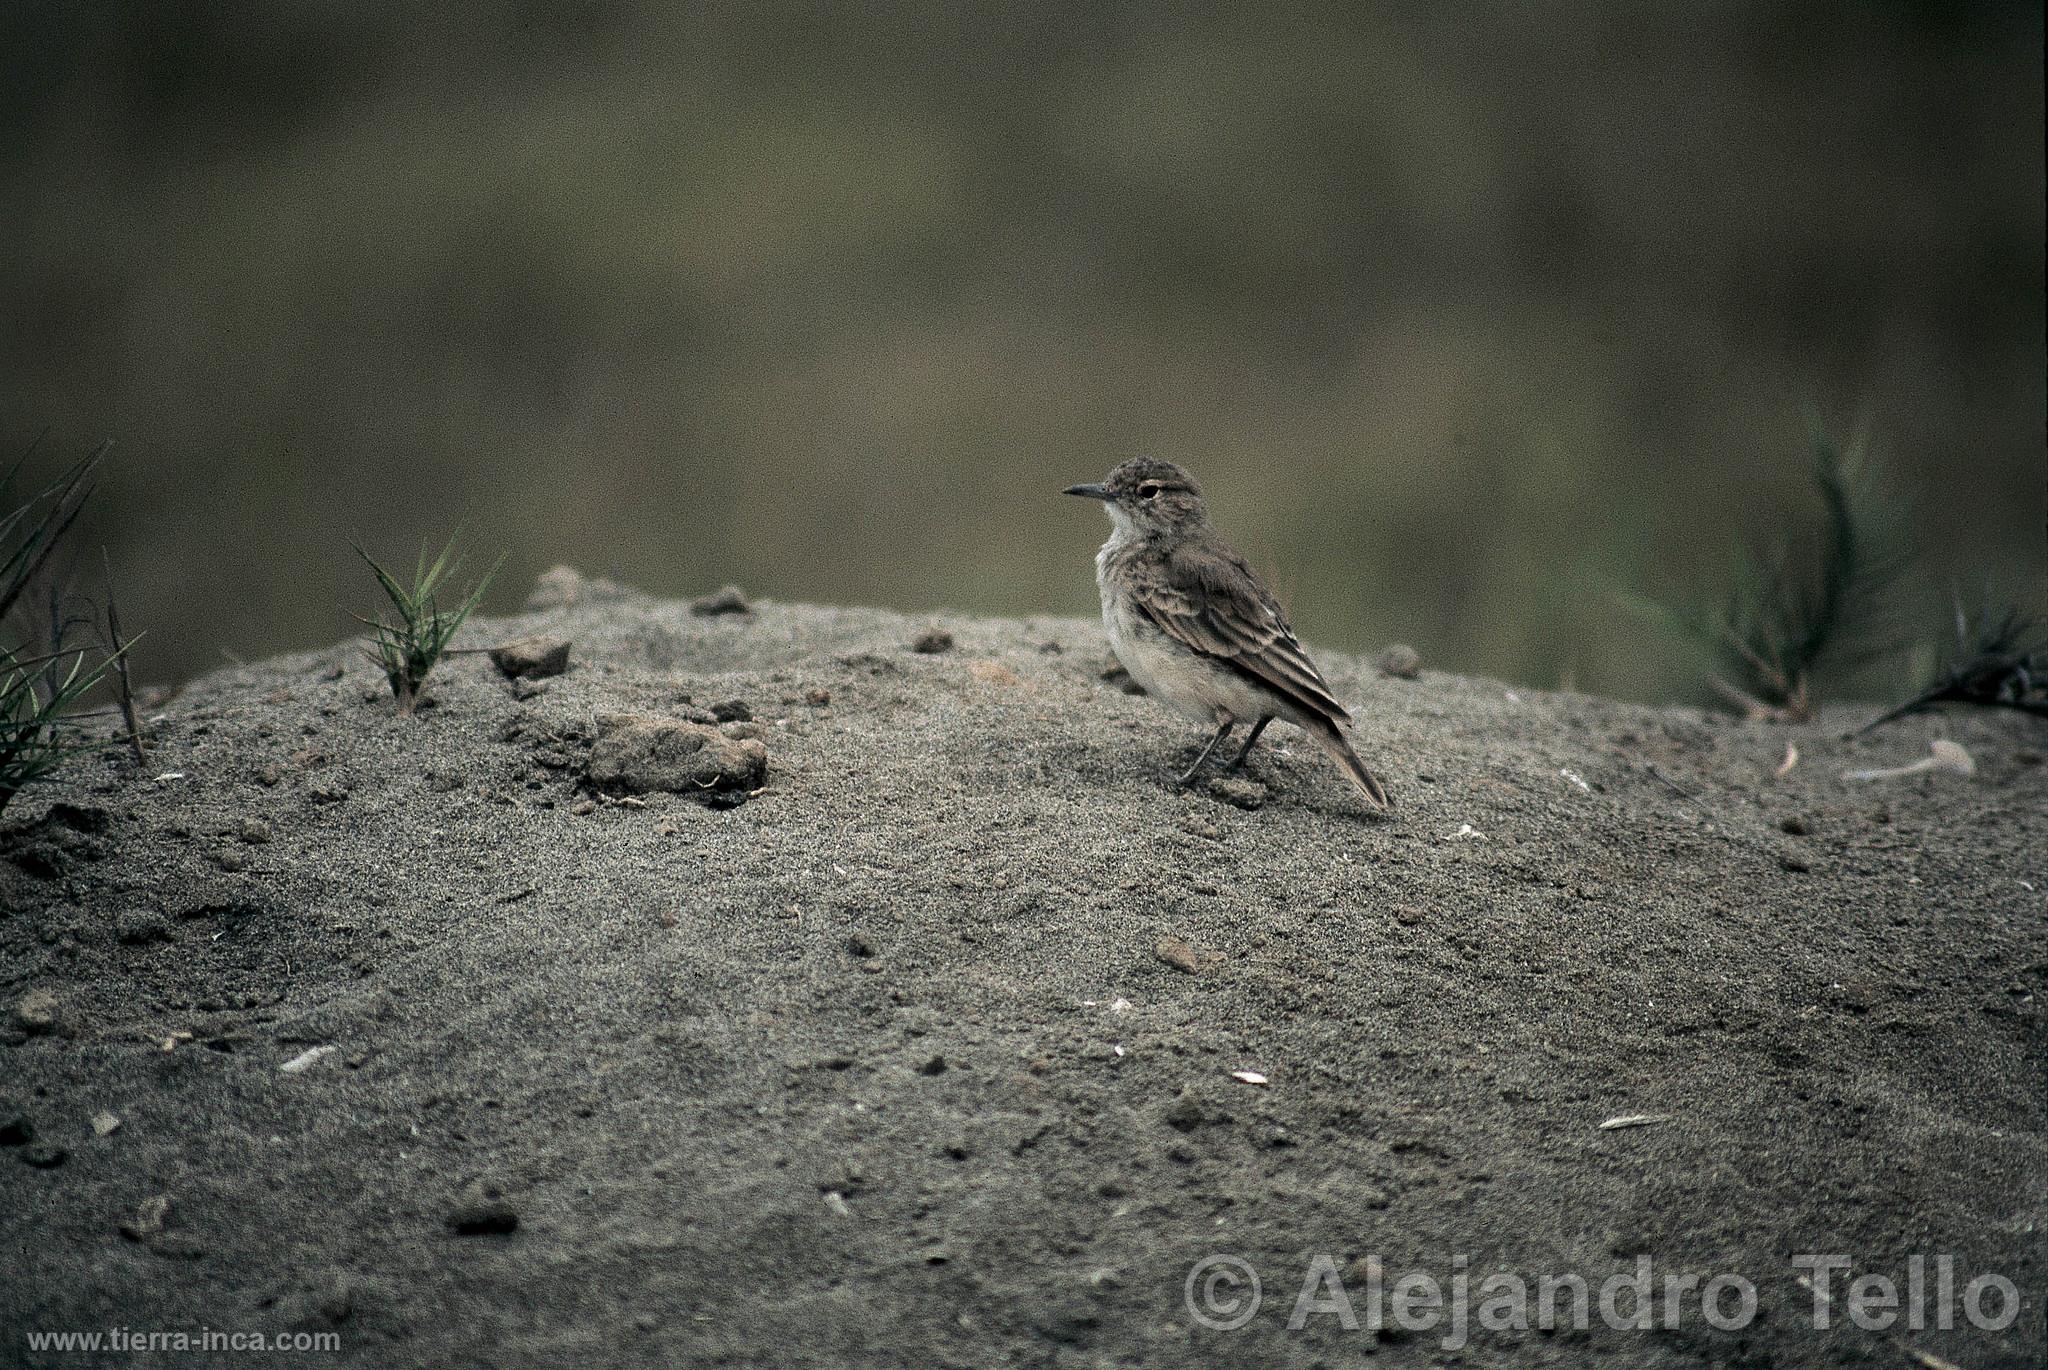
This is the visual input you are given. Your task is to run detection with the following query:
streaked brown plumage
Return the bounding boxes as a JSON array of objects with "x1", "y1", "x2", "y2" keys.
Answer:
[{"x1": 1064, "y1": 458, "x2": 1391, "y2": 807}]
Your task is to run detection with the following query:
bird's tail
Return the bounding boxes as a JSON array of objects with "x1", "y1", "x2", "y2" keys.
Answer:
[{"x1": 1310, "y1": 720, "x2": 1391, "y2": 809}]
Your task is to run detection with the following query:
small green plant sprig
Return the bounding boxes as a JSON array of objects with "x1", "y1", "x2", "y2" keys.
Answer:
[
  {"x1": 1853, "y1": 591, "x2": 2046, "y2": 736},
  {"x1": 0, "y1": 442, "x2": 121, "y2": 814},
  {"x1": 2, "y1": 443, "x2": 102, "y2": 625},
  {"x1": 1630, "y1": 419, "x2": 1913, "y2": 722},
  {"x1": 0, "y1": 646, "x2": 117, "y2": 813},
  {"x1": 354, "y1": 536, "x2": 503, "y2": 714}
]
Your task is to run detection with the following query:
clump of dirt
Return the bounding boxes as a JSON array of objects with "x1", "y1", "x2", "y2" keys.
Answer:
[
  {"x1": 585, "y1": 713, "x2": 768, "y2": 799},
  {"x1": 0, "y1": 574, "x2": 2041, "y2": 1368},
  {"x1": 488, "y1": 636, "x2": 571, "y2": 680}
]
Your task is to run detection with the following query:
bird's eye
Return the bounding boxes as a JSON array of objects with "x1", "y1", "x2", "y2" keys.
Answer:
[{"x1": 1139, "y1": 483, "x2": 1160, "y2": 500}]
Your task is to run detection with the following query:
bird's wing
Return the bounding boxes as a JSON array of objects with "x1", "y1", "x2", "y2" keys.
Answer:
[{"x1": 1130, "y1": 541, "x2": 1351, "y2": 724}]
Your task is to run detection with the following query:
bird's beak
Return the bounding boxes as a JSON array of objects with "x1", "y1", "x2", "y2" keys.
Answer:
[{"x1": 1063, "y1": 483, "x2": 1111, "y2": 501}]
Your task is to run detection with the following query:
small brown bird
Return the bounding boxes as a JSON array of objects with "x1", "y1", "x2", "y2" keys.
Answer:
[{"x1": 1065, "y1": 458, "x2": 1390, "y2": 807}]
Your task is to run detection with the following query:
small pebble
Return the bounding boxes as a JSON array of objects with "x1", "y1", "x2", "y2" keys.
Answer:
[
  {"x1": 239, "y1": 818, "x2": 274, "y2": 845},
  {"x1": 120, "y1": 1194, "x2": 173, "y2": 1242},
  {"x1": 1375, "y1": 643, "x2": 1422, "y2": 679},
  {"x1": 526, "y1": 564, "x2": 589, "y2": 609},
  {"x1": 1154, "y1": 937, "x2": 1219, "y2": 975},
  {"x1": 489, "y1": 636, "x2": 572, "y2": 680},
  {"x1": 690, "y1": 585, "x2": 752, "y2": 617},
  {"x1": 147, "y1": 1232, "x2": 206, "y2": 1260},
  {"x1": 12, "y1": 989, "x2": 67, "y2": 1037},
  {"x1": 445, "y1": 1180, "x2": 519, "y2": 1236},
  {"x1": 116, "y1": 910, "x2": 174, "y2": 946}
]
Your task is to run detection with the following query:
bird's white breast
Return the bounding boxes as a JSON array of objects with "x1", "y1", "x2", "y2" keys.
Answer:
[{"x1": 1094, "y1": 534, "x2": 1244, "y2": 724}]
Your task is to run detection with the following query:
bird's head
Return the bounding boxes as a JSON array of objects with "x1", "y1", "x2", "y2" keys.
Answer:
[{"x1": 1063, "y1": 458, "x2": 1207, "y2": 536}]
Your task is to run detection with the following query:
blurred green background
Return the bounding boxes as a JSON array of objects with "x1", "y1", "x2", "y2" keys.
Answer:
[{"x1": 3, "y1": 1, "x2": 2042, "y2": 701}]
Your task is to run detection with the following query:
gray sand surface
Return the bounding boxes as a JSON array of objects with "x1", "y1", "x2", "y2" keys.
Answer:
[{"x1": 2, "y1": 575, "x2": 2042, "y2": 1367}]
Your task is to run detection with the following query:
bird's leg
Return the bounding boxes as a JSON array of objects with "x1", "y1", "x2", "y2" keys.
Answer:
[
  {"x1": 1224, "y1": 716, "x2": 1272, "y2": 772},
  {"x1": 1176, "y1": 721, "x2": 1234, "y2": 787}
]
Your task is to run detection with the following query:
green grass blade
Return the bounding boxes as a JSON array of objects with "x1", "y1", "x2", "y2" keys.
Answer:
[{"x1": 351, "y1": 535, "x2": 500, "y2": 713}]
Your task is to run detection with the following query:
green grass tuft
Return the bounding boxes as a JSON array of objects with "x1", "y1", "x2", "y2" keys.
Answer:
[
  {"x1": 1853, "y1": 590, "x2": 2046, "y2": 735},
  {"x1": 354, "y1": 535, "x2": 503, "y2": 714},
  {"x1": 1, "y1": 441, "x2": 103, "y2": 626},
  {"x1": 1626, "y1": 418, "x2": 1914, "y2": 721},
  {"x1": 0, "y1": 441, "x2": 118, "y2": 814},
  {"x1": 0, "y1": 647, "x2": 119, "y2": 813}
]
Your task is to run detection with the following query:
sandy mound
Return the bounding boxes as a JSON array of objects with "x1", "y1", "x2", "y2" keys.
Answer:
[{"x1": 1, "y1": 575, "x2": 2041, "y2": 1368}]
